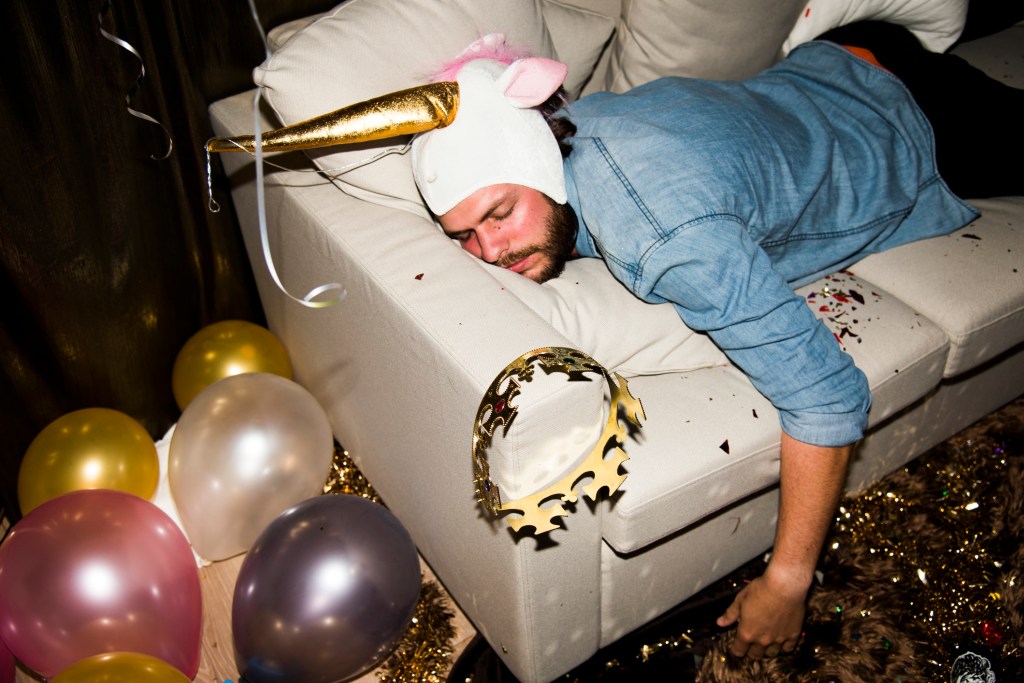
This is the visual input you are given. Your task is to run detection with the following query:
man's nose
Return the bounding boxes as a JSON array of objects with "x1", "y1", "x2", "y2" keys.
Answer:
[{"x1": 476, "y1": 226, "x2": 507, "y2": 264}]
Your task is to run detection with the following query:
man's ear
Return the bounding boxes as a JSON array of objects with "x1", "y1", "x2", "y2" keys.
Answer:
[{"x1": 496, "y1": 58, "x2": 569, "y2": 108}]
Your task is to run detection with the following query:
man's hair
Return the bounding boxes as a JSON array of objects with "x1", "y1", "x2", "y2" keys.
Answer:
[{"x1": 537, "y1": 87, "x2": 577, "y2": 158}]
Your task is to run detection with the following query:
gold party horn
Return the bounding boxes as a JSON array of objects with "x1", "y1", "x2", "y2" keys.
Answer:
[{"x1": 207, "y1": 81, "x2": 460, "y2": 153}]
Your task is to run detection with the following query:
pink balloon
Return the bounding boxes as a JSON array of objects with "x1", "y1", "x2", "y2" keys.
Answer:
[
  {"x1": 0, "y1": 490, "x2": 202, "y2": 679},
  {"x1": 0, "y1": 635, "x2": 13, "y2": 683}
]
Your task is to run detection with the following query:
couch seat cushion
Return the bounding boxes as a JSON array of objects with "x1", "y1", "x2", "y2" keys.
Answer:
[
  {"x1": 795, "y1": 271, "x2": 950, "y2": 425},
  {"x1": 852, "y1": 197, "x2": 1024, "y2": 377},
  {"x1": 602, "y1": 274, "x2": 950, "y2": 553}
]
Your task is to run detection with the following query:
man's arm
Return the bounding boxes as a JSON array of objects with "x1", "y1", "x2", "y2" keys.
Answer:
[
  {"x1": 716, "y1": 431, "x2": 851, "y2": 657},
  {"x1": 640, "y1": 222, "x2": 866, "y2": 656}
]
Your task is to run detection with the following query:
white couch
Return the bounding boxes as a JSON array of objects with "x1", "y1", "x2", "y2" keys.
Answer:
[{"x1": 208, "y1": 2, "x2": 1024, "y2": 681}]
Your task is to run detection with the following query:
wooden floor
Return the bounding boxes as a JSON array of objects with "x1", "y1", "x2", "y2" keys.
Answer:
[{"x1": 13, "y1": 551, "x2": 477, "y2": 683}]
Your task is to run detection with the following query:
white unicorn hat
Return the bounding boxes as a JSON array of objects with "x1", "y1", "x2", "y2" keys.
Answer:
[{"x1": 410, "y1": 34, "x2": 568, "y2": 215}]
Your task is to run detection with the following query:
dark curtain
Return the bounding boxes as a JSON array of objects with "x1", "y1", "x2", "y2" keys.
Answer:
[{"x1": 0, "y1": 0, "x2": 342, "y2": 523}]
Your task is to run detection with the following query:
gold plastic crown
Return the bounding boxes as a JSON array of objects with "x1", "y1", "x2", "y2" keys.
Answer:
[{"x1": 472, "y1": 347, "x2": 645, "y2": 534}]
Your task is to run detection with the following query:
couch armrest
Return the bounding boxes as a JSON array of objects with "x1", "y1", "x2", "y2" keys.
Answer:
[{"x1": 210, "y1": 90, "x2": 613, "y2": 683}]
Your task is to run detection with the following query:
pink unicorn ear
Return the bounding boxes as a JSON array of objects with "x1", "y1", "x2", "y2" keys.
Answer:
[{"x1": 496, "y1": 58, "x2": 569, "y2": 107}]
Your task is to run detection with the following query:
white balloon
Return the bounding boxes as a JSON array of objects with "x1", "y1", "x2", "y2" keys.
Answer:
[{"x1": 169, "y1": 373, "x2": 334, "y2": 561}]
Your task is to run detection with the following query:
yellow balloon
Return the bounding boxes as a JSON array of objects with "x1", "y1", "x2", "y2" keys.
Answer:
[
  {"x1": 172, "y1": 319, "x2": 293, "y2": 410},
  {"x1": 52, "y1": 652, "x2": 191, "y2": 683},
  {"x1": 18, "y1": 408, "x2": 159, "y2": 515}
]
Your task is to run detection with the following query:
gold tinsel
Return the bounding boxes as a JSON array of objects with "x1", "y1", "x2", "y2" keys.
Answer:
[
  {"x1": 378, "y1": 580, "x2": 459, "y2": 683},
  {"x1": 323, "y1": 445, "x2": 384, "y2": 504},
  {"x1": 825, "y1": 428, "x2": 1021, "y2": 681},
  {"x1": 322, "y1": 444, "x2": 458, "y2": 683}
]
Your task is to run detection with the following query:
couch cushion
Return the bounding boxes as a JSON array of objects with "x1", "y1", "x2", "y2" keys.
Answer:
[
  {"x1": 950, "y1": 19, "x2": 1024, "y2": 89},
  {"x1": 487, "y1": 258, "x2": 727, "y2": 377},
  {"x1": 852, "y1": 197, "x2": 1024, "y2": 377},
  {"x1": 782, "y1": 0, "x2": 969, "y2": 55},
  {"x1": 255, "y1": 0, "x2": 618, "y2": 218},
  {"x1": 603, "y1": 0, "x2": 808, "y2": 92},
  {"x1": 602, "y1": 272, "x2": 950, "y2": 553},
  {"x1": 255, "y1": 0, "x2": 555, "y2": 217},
  {"x1": 601, "y1": 366, "x2": 777, "y2": 554},
  {"x1": 266, "y1": 13, "x2": 327, "y2": 50},
  {"x1": 795, "y1": 271, "x2": 949, "y2": 426},
  {"x1": 538, "y1": 0, "x2": 620, "y2": 99},
  {"x1": 268, "y1": 1, "x2": 618, "y2": 100}
]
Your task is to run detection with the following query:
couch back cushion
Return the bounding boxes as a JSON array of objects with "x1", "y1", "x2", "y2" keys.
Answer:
[
  {"x1": 603, "y1": 0, "x2": 808, "y2": 92},
  {"x1": 598, "y1": 0, "x2": 968, "y2": 94},
  {"x1": 256, "y1": 0, "x2": 617, "y2": 217},
  {"x1": 488, "y1": 258, "x2": 727, "y2": 377}
]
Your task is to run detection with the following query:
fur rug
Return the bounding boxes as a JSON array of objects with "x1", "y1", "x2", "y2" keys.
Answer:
[
  {"x1": 451, "y1": 397, "x2": 1024, "y2": 682},
  {"x1": 696, "y1": 398, "x2": 1024, "y2": 683}
]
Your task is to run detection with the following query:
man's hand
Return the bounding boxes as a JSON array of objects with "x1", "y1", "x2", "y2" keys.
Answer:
[
  {"x1": 716, "y1": 565, "x2": 807, "y2": 657},
  {"x1": 717, "y1": 431, "x2": 852, "y2": 658}
]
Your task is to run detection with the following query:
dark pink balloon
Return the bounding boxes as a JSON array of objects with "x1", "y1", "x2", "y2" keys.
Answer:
[
  {"x1": 0, "y1": 634, "x2": 13, "y2": 683},
  {"x1": 0, "y1": 489, "x2": 202, "y2": 679}
]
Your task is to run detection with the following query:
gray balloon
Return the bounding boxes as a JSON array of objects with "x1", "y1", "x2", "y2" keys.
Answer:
[{"x1": 232, "y1": 494, "x2": 421, "y2": 683}]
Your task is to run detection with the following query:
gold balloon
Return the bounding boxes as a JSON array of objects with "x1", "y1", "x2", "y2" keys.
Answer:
[
  {"x1": 52, "y1": 652, "x2": 191, "y2": 683},
  {"x1": 18, "y1": 408, "x2": 159, "y2": 515},
  {"x1": 171, "y1": 319, "x2": 292, "y2": 410}
]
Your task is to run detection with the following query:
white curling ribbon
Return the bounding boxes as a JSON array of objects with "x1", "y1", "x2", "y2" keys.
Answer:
[
  {"x1": 246, "y1": 0, "x2": 344, "y2": 308},
  {"x1": 252, "y1": 90, "x2": 347, "y2": 308},
  {"x1": 97, "y1": 0, "x2": 174, "y2": 160},
  {"x1": 207, "y1": 0, "x2": 427, "y2": 306}
]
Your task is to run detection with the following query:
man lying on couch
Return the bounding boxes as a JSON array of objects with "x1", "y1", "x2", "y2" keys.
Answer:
[{"x1": 410, "y1": 23, "x2": 1023, "y2": 659}]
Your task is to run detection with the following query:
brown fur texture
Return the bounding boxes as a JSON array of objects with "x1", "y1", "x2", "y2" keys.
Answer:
[{"x1": 695, "y1": 398, "x2": 1024, "y2": 683}]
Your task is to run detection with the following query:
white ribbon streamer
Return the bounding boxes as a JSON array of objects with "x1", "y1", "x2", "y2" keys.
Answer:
[
  {"x1": 97, "y1": 0, "x2": 174, "y2": 160},
  {"x1": 238, "y1": 0, "x2": 346, "y2": 308},
  {"x1": 206, "y1": 0, "x2": 426, "y2": 308}
]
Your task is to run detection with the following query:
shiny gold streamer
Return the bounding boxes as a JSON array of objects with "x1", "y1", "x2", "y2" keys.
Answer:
[{"x1": 322, "y1": 445, "x2": 383, "y2": 505}]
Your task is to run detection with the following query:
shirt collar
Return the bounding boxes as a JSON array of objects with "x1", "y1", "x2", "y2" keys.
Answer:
[{"x1": 565, "y1": 160, "x2": 598, "y2": 258}]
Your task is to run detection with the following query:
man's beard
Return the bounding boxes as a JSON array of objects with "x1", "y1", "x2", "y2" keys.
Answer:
[{"x1": 496, "y1": 199, "x2": 578, "y2": 283}]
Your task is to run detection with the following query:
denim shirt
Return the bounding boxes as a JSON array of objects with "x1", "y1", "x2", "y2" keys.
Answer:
[{"x1": 564, "y1": 41, "x2": 978, "y2": 446}]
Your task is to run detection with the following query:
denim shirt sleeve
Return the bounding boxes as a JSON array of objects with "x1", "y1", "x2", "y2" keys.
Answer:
[{"x1": 642, "y1": 216, "x2": 871, "y2": 446}]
